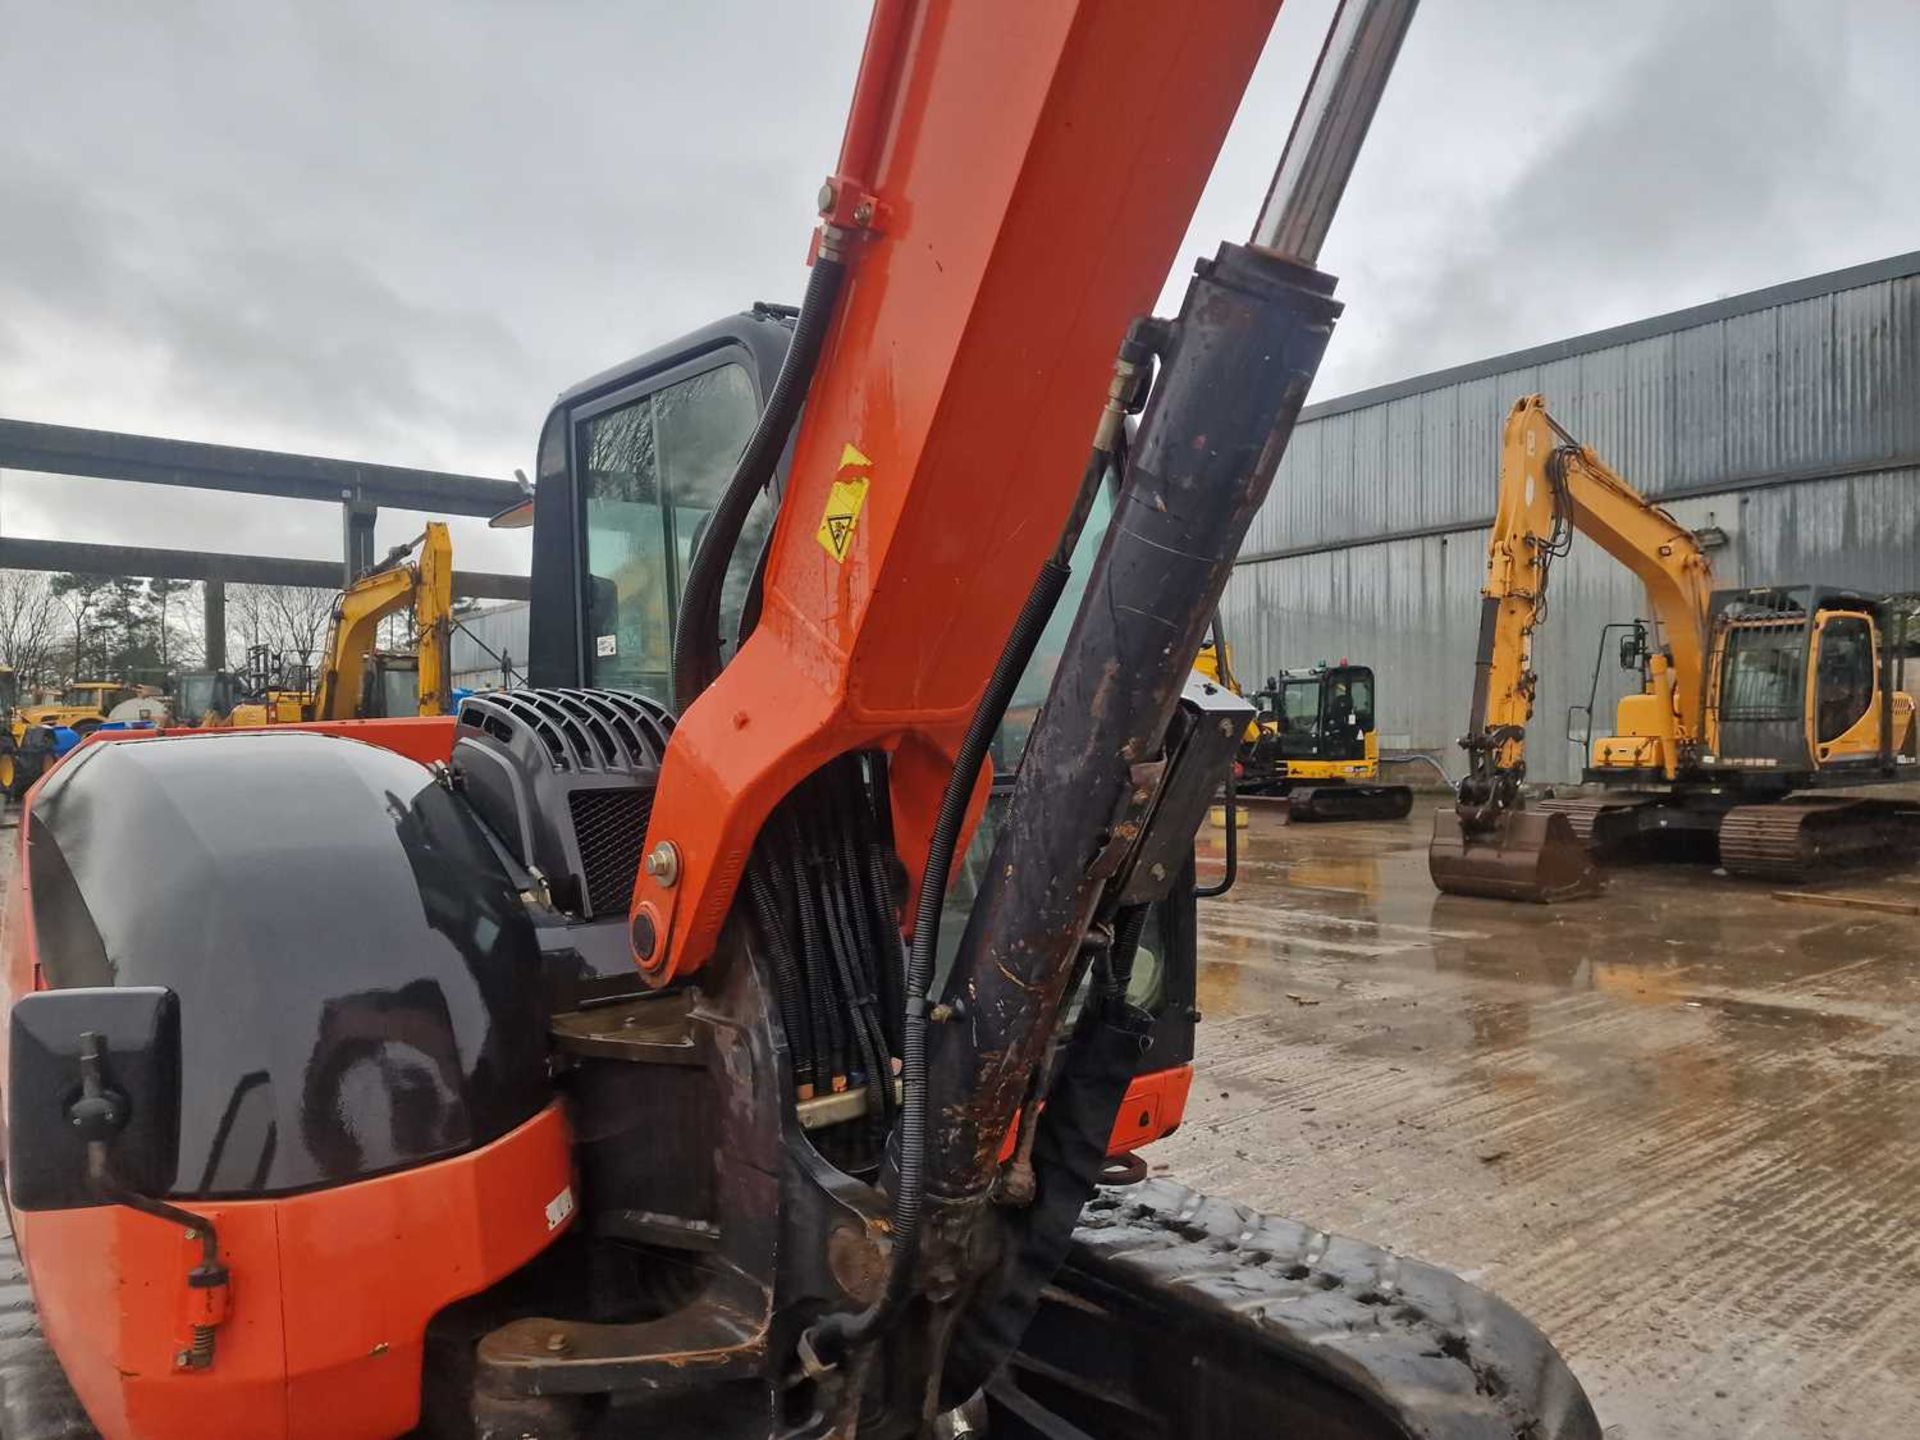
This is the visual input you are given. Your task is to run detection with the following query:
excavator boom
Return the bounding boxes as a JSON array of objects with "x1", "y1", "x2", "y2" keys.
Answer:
[
  {"x1": 309, "y1": 521, "x2": 454, "y2": 720},
  {"x1": 1432, "y1": 395, "x2": 1714, "y2": 900}
]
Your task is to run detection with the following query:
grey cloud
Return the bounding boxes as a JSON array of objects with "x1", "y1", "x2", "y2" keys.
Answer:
[
  {"x1": 1322, "y1": 0, "x2": 1910, "y2": 389},
  {"x1": 3, "y1": 0, "x2": 1918, "y2": 578}
]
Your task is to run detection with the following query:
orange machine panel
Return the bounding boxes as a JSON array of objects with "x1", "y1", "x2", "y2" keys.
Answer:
[
  {"x1": 13, "y1": 1104, "x2": 574, "y2": 1440},
  {"x1": 635, "y1": 0, "x2": 1285, "y2": 982},
  {"x1": 1108, "y1": 1064, "x2": 1194, "y2": 1153}
]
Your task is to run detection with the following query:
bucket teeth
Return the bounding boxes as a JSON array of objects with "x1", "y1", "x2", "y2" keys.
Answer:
[{"x1": 1428, "y1": 807, "x2": 1603, "y2": 902}]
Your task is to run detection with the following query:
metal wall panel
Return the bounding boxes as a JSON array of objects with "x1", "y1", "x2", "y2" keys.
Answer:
[
  {"x1": 450, "y1": 600, "x2": 529, "y2": 692},
  {"x1": 1248, "y1": 263, "x2": 1920, "y2": 562}
]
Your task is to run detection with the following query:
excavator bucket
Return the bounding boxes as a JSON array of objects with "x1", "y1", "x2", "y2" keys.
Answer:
[{"x1": 1428, "y1": 807, "x2": 1603, "y2": 902}]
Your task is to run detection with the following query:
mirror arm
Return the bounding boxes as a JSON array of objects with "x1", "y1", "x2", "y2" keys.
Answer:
[{"x1": 76, "y1": 1033, "x2": 229, "y2": 1369}]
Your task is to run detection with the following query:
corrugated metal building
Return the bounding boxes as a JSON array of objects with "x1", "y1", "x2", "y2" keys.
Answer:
[
  {"x1": 450, "y1": 600, "x2": 529, "y2": 693},
  {"x1": 1221, "y1": 250, "x2": 1920, "y2": 783}
]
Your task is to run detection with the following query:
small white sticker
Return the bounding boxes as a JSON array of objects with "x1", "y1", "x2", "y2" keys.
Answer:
[
  {"x1": 545, "y1": 1186, "x2": 575, "y2": 1230},
  {"x1": 595, "y1": 634, "x2": 617, "y2": 658}
]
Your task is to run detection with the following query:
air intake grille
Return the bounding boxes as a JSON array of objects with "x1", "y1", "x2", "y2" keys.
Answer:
[{"x1": 568, "y1": 788, "x2": 652, "y2": 917}]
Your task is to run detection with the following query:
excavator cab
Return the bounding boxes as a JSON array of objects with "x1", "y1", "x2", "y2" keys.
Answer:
[
  {"x1": 524, "y1": 311, "x2": 1203, "y2": 1100},
  {"x1": 1701, "y1": 585, "x2": 1915, "y2": 778}
]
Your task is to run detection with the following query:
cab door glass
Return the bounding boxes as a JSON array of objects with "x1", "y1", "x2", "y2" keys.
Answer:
[
  {"x1": 578, "y1": 362, "x2": 759, "y2": 703},
  {"x1": 655, "y1": 365, "x2": 764, "y2": 664},
  {"x1": 1347, "y1": 671, "x2": 1374, "y2": 730},
  {"x1": 580, "y1": 397, "x2": 672, "y2": 702},
  {"x1": 1816, "y1": 616, "x2": 1874, "y2": 744}
]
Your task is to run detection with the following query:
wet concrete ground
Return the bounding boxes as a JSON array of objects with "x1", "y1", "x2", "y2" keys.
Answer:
[{"x1": 1171, "y1": 805, "x2": 1920, "y2": 1439}]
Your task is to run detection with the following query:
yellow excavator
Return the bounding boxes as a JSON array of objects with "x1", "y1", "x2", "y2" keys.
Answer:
[
  {"x1": 1431, "y1": 394, "x2": 1918, "y2": 900},
  {"x1": 1196, "y1": 639, "x2": 1412, "y2": 819},
  {"x1": 225, "y1": 522, "x2": 455, "y2": 725}
]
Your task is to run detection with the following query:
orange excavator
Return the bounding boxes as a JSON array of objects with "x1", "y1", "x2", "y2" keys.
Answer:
[{"x1": 0, "y1": 4, "x2": 1601, "y2": 1438}]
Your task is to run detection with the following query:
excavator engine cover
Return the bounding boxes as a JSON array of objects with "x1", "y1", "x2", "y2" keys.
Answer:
[{"x1": 1428, "y1": 807, "x2": 1603, "y2": 902}]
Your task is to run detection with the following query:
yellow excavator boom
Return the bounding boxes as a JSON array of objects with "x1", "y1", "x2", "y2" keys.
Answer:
[
  {"x1": 1432, "y1": 395, "x2": 1715, "y2": 901},
  {"x1": 1473, "y1": 395, "x2": 1716, "y2": 781},
  {"x1": 309, "y1": 522, "x2": 455, "y2": 721}
]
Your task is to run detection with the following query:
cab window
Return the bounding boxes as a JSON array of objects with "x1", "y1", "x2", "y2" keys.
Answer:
[
  {"x1": 1279, "y1": 680, "x2": 1321, "y2": 734},
  {"x1": 578, "y1": 363, "x2": 760, "y2": 703},
  {"x1": 1816, "y1": 616, "x2": 1874, "y2": 743}
]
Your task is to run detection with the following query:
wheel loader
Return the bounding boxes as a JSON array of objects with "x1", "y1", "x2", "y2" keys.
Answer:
[
  {"x1": 0, "y1": 4, "x2": 1601, "y2": 1437},
  {"x1": 1430, "y1": 394, "x2": 1919, "y2": 901},
  {"x1": 18, "y1": 683, "x2": 140, "y2": 738}
]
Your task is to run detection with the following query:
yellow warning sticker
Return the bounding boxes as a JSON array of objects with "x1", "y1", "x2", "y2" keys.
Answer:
[{"x1": 816, "y1": 441, "x2": 873, "y2": 563}]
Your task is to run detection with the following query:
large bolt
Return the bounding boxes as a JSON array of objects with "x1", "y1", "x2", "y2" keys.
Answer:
[{"x1": 643, "y1": 841, "x2": 680, "y2": 888}]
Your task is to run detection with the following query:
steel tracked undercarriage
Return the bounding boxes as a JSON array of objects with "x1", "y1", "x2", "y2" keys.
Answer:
[{"x1": 1534, "y1": 791, "x2": 1920, "y2": 882}]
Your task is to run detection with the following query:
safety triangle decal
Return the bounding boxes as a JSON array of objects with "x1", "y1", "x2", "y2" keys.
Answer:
[{"x1": 816, "y1": 441, "x2": 873, "y2": 564}]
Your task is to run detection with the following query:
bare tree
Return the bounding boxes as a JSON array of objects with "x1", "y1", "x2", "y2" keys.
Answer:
[
  {"x1": 228, "y1": 584, "x2": 336, "y2": 673},
  {"x1": 0, "y1": 572, "x2": 66, "y2": 691}
]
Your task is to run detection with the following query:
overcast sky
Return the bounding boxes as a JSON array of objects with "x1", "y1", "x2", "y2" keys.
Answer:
[{"x1": 3, "y1": 0, "x2": 1916, "y2": 576}]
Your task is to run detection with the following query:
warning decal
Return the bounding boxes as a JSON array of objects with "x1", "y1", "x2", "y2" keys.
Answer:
[{"x1": 816, "y1": 442, "x2": 873, "y2": 563}]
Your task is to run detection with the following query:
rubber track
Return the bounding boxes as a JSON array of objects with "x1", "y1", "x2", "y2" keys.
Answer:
[
  {"x1": 0, "y1": 1216, "x2": 96, "y2": 1440},
  {"x1": 1051, "y1": 1179, "x2": 1602, "y2": 1440}
]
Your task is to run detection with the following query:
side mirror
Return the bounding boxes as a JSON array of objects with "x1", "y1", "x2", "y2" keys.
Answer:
[{"x1": 8, "y1": 987, "x2": 181, "y2": 1211}]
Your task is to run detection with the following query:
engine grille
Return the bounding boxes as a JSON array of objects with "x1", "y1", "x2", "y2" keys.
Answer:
[{"x1": 568, "y1": 787, "x2": 652, "y2": 917}]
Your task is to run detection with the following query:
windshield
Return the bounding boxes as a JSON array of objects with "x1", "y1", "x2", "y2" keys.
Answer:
[
  {"x1": 990, "y1": 483, "x2": 1115, "y2": 770},
  {"x1": 1279, "y1": 678, "x2": 1322, "y2": 733},
  {"x1": 61, "y1": 685, "x2": 108, "y2": 707},
  {"x1": 178, "y1": 674, "x2": 215, "y2": 718},
  {"x1": 1719, "y1": 623, "x2": 1805, "y2": 720},
  {"x1": 579, "y1": 363, "x2": 763, "y2": 706}
]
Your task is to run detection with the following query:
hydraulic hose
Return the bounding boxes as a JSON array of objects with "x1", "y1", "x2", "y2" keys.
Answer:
[
  {"x1": 673, "y1": 246, "x2": 849, "y2": 710},
  {"x1": 804, "y1": 447, "x2": 1110, "y2": 1364}
]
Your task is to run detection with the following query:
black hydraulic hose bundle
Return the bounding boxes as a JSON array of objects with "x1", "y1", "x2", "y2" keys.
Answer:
[
  {"x1": 744, "y1": 760, "x2": 907, "y2": 1140},
  {"x1": 747, "y1": 863, "x2": 817, "y2": 1093},
  {"x1": 673, "y1": 246, "x2": 849, "y2": 711},
  {"x1": 805, "y1": 442, "x2": 1118, "y2": 1364},
  {"x1": 802, "y1": 319, "x2": 1162, "y2": 1364}
]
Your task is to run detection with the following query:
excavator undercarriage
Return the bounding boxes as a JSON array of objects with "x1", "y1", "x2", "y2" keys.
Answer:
[{"x1": 1531, "y1": 791, "x2": 1920, "y2": 881}]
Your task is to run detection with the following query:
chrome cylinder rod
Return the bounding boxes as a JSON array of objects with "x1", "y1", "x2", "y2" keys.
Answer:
[{"x1": 1252, "y1": 0, "x2": 1420, "y2": 264}]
